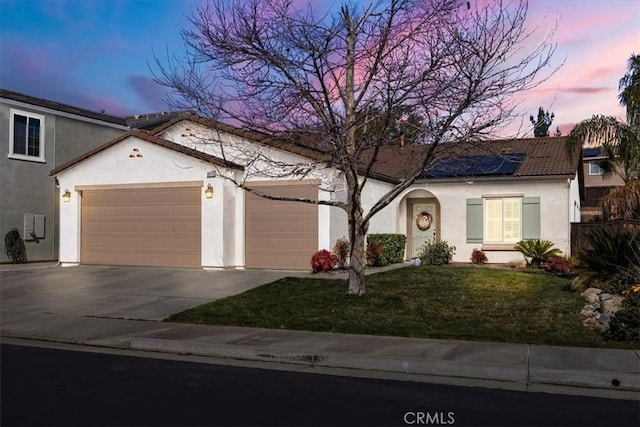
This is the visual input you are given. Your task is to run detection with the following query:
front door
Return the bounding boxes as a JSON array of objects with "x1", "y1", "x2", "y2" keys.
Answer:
[{"x1": 409, "y1": 200, "x2": 437, "y2": 258}]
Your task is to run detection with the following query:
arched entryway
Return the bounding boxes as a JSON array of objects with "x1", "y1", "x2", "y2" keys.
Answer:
[{"x1": 401, "y1": 189, "x2": 441, "y2": 259}]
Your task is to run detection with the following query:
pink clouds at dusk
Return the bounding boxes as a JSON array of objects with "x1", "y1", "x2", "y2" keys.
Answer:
[{"x1": 0, "y1": 0, "x2": 638, "y2": 137}]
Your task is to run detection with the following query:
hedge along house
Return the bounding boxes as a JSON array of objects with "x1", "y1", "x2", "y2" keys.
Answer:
[{"x1": 52, "y1": 112, "x2": 582, "y2": 270}]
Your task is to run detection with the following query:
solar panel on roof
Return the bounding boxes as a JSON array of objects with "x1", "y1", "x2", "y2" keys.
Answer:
[
  {"x1": 582, "y1": 147, "x2": 602, "y2": 158},
  {"x1": 423, "y1": 153, "x2": 525, "y2": 178}
]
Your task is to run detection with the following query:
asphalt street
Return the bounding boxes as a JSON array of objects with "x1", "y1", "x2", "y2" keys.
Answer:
[{"x1": 2, "y1": 344, "x2": 638, "y2": 427}]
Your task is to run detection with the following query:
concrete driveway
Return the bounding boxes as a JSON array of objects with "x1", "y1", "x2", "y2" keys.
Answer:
[{"x1": 1, "y1": 265, "x2": 304, "y2": 322}]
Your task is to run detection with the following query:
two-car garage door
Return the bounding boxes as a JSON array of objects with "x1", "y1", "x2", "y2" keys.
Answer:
[
  {"x1": 81, "y1": 185, "x2": 201, "y2": 268},
  {"x1": 80, "y1": 182, "x2": 318, "y2": 270}
]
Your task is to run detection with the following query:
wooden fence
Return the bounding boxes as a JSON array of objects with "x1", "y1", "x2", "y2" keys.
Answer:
[{"x1": 571, "y1": 219, "x2": 640, "y2": 254}]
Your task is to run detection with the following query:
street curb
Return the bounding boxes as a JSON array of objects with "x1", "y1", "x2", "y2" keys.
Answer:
[{"x1": 129, "y1": 337, "x2": 640, "y2": 396}]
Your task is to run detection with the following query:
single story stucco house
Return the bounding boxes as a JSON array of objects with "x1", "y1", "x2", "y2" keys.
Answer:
[{"x1": 51, "y1": 113, "x2": 582, "y2": 270}]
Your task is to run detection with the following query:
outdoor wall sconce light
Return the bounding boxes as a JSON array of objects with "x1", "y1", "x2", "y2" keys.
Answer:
[
  {"x1": 62, "y1": 189, "x2": 71, "y2": 203},
  {"x1": 205, "y1": 184, "x2": 214, "y2": 199}
]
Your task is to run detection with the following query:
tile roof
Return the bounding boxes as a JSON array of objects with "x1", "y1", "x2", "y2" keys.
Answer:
[
  {"x1": 0, "y1": 89, "x2": 128, "y2": 126},
  {"x1": 367, "y1": 137, "x2": 580, "y2": 182},
  {"x1": 150, "y1": 112, "x2": 330, "y2": 162},
  {"x1": 126, "y1": 111, "x2": 183, "y2": 130},
  {"x1": 50, "y1": 129, "x2": 244, "y2": 176}
]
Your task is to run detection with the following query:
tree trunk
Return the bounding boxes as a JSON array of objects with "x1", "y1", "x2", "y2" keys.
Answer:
[
  {"x1": 347, "y1": 200, "x2": 368, "y2": 296},
  {"x1": 347, "y1": 224, "x2": 367, "y2": 296},
  {"x1": 343, "y1": 9, "x2": 367, "y2": 296}
]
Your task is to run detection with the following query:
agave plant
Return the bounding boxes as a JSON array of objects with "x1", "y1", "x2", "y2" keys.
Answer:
[{"x1": 514, "y1": 239, "x2": 562, "y2": 268}]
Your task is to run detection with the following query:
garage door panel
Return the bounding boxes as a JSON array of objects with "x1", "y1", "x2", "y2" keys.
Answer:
[
  {"x1": 140, "y1": 238, "x2": 170, "y2": 249},
  {"x1": 245, "y1": 183, "x2": 318, "y2": 270},
  {"x1": 112, "y1": 206, "x2": 140, "y2": 216},
  {"x1": 83, "y1": 191, "x2": 112, "y2": 204},
  {"x1": 170, "y1": 206, "x2": 200, "y2": 218},
  {"x1": 170, "y1": 222, "x2": 200, "y2": 233},
  {"x1": 139, "y1": 206, "x2": 170, "y2": 217},
  {"x1": 116, "y1": 191, "x2": 141, "y2": 204},
  {"x1": 170, "y1": 189, "x2": 199, "y2": 202},
  {"x1": 140, "y1": 222, "x2": 171, "y2": 233},
  {"x1": 81, "y1": 187, "x2": 201, "y2": 268}
]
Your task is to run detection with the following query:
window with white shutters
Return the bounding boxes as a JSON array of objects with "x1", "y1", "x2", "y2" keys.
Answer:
[{"x1": 484, "y1": 198, "x2": 521, "y2": 243}]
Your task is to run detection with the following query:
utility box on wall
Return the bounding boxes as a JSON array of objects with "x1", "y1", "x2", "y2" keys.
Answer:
[{"x1": 23, "y1": 214, "x2": 46, "y2": 241}]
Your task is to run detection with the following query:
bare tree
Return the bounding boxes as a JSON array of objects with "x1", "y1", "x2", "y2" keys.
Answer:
[{"x1": 154, "y1": 0, "x2": 557, "y2": 295}]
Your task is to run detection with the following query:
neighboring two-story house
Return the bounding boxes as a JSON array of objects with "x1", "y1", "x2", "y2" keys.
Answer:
[
  {"x1": 581, "y1": 146, "x2": 626, "y2": 221},
  {"x1": 1, "y1": 89, "x2": 129, "y2": 263}
]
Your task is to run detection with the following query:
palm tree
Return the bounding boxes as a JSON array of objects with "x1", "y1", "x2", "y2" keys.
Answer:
[
  {"x1": 619, "y1": 54, "x2": 640, "y2": 129},
  {"x1": 566, "y1": 53, "x2": 640, "y2": 220}
]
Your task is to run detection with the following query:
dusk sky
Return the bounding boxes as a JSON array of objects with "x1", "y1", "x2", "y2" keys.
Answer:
[{"x1": 1, "y1": 0, "x2": 638, "y2": 137}]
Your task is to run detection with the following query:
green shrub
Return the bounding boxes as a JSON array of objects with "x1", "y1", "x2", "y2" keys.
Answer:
[
  {"x1": 367, "y1": 234, "x2": 407, "y2": 266},
  {"x1": 577, "y1": 228, "x2": 640, "y2": 274},
  {"x1": 514, "y1": 239, "x2": 562, "y2": 268},
  {"x1": 598, "y1": 271, "x2": 639, "y2": 295},
  {"x1": 605, "y1": 289, "x2": 640, "y2": 343},
  {"x1": 417, "y1": 240, "x2": 456, "y2": 265},
  {"x1": 332, "y1": 237, "x2": 350, "y2": 267}
]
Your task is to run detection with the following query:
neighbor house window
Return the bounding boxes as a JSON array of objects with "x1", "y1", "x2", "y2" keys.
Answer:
[
  {"x1": 9, "y1": 109, "x2": 45, "y2": 162},
  {"x1": 484, "y1": 198, "x2": 522, "y2": 243},
  {"x1": 589, "y1": 162, "x2": 604, "y2": 175}
]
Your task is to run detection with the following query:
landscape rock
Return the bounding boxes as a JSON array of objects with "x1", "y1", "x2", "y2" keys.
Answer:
[
  {"x1": 595, "y1": 313, "x2": 611, "y2": 330},
  {"x1": 583, "y1": 292, "x2": 600, "y2": 304},
  {"x1": 581, "y1": 287, "x2": 602, "y2": 298},
  {"x1": 579, "y1": 288, "x2": 627, "y2": 333},
  {"x1": 602, "y1": 295, "x2": 624, "y2": 315},
  {"x1": 580, "y1": 305, "x2": 597, "y2": 317},
  {"x1": 600, "y1": 293, "x2": 613, "y2": 301},
  {"x1": 582, "y1": 317, "x2": 599, "y2": 329}
]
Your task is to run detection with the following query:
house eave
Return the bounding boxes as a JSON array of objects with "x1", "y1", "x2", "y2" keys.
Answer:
[
  {"x1": 1, "y1": 92, "x2": 129, "y2": 129},
  {"x1": 414, "y1": 174, "x2": 576, "y2": 185}
]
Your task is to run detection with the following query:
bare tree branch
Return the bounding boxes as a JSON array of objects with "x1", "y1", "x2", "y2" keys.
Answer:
[{"x1": 152, "y1": 0, "x2": 558, "y2": 295}]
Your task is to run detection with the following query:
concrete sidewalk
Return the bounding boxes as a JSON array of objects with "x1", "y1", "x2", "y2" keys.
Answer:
[{"x1": 2, "y1": 314, "x2": 639, "y2": 400}]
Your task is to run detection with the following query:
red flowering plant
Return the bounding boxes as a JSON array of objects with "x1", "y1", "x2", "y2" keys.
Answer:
[
  {"x1": 471, "y1": 249, "x2": 487, "y2": 265},
  {"x1": 311, "y1": 250, "x2": 339, "y2": 273},
  {"x1": 544, "y1": 256, "x2": 571, "y2": 275}
]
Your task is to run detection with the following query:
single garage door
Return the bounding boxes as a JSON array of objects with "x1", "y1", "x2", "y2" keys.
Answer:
[
  {"x1": 81, "y1": 185, "x2": 201, "y2": 268},
  {"x1": 245, "y1": 183, "x2": 318, "y2": 270}
]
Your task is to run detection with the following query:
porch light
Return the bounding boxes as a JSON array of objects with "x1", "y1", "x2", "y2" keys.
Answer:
[
  {"x1": 62, "y1": 189, "x2": 71, "y2": 203},
  {"x1": 205, "y1": 184, "x2": 214, "y2": 199}
]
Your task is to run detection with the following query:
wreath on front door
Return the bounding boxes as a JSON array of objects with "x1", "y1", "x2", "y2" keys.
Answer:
[{"x1": 416, "y1": 211, "x2": 433, "y2": 231}]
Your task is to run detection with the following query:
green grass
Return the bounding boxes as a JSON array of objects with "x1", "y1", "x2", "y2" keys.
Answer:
[{"x1": 167, "y1": 265, "x2": 638, "y2": 349}]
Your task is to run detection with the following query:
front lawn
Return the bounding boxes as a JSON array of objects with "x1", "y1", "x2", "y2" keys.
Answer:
[{"x1": 167, "y1": 265, "x2": 635, "y2": 348}]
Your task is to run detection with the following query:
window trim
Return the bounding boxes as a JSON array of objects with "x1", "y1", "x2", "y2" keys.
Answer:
[
  {"x1": 483, "y1": 196, "x2": 522, "y2": 244},
  {"x1": 8, "y1": 108, "x2": 46, "y2": 163},
  {"x1": 588, "y1": 162, "x2": 604, "y2": 176}
]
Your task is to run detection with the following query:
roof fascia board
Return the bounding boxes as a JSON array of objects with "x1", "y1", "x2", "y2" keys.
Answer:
[
  {"x1": 415, "y1": 174, "x2": 576, "y2": 184},
  {"x1": 1, "y1": 97, "x2": 129, "y2": 130}
]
